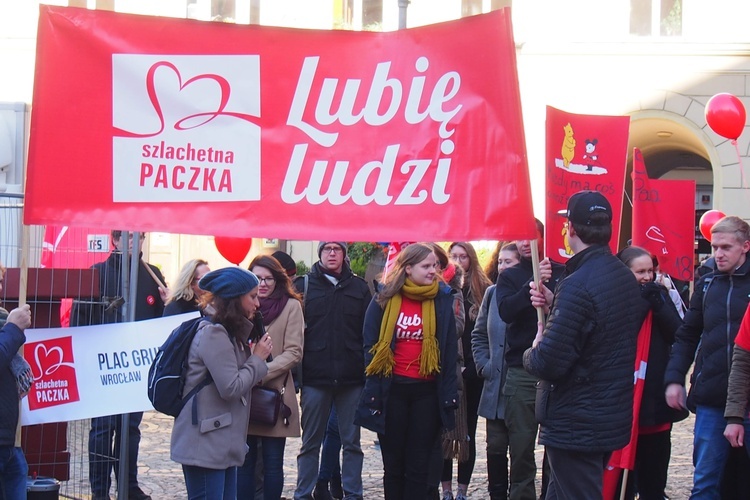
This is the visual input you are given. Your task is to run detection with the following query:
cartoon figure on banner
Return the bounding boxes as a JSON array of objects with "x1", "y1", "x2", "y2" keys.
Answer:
[
  {"x1": 555, "y1": 127, "x2": 609, "y2": 175},
  {"x1": 582, "y1": 139, "x2": 601, "y2": 171},
  {"x1": 561, "y1": 122, "x2": 576, "y2": 167},
  {"x1": 561, "y1": 222, "x2": 573, "y2": 257}
]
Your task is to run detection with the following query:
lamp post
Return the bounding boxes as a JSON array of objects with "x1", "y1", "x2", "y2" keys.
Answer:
[{"x1": 398, "y1": 0, "x2": 410, "y2": 29}]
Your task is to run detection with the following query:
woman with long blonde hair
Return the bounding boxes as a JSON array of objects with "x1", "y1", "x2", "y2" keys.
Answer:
[
  {"x1": 355, "y1": 243, "x2": 458, "y2": 499},
  {"x1": 164, "y1": 259, "x2": 210, "y2": 316}
]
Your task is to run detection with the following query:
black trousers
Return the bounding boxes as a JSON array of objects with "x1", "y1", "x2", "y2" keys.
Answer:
[
  {"x1": 545, "y1": 446, "x2": 610, "y2": 500},
  {"x1": 378, "y1": 381, "x2": 442, "y2": 500}
]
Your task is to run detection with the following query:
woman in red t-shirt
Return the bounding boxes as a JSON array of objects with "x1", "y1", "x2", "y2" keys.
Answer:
[{"x1": 355, "y1": 243, "x2": 459, "y2": 500}]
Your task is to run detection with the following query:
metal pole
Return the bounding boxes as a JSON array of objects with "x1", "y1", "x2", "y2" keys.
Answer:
[
  {"x1": 116, "y1": 231, "x2": 136, "y2": 499},
  {"x1": 398, "y1": 0, "x2": 409, "y2": 30}
]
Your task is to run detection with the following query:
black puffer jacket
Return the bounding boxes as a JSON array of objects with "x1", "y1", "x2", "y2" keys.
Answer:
[
  {"x1": 523, "y1": 245, "x2": 644, "y2": 452},
  {"x1": 294, "y1": 262, "x2": 371, "y2": 387},
  {"x1": 665, "y1": 257, "x2": 750, "y2": 411}
]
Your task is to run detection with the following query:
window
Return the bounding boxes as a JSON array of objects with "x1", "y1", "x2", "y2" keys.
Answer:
[{"x1": 630, "y1": 0, "x2": 681, "y2": 36}]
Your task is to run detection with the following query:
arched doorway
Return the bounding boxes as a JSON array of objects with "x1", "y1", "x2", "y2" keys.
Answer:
[{"x1": 623, "y1": 111, "x2": 716, "y2": 263}]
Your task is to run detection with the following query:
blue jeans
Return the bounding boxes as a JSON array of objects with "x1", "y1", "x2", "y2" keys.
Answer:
[
  {"x1": 183, "y1": 464, "x2": 237, "y2": 500},
  {"x1": 89, "y1": 412, "x2": 143, "y2": 496},
  {"x1": 318, "y1": 406, "x2": 342, "y2": 482},
  {"x1": 0, "y1": 446, "x2": 28, "y2": 499},
  {"x1": 294, "y1": 384, "x2": 364, "y2": 500},
  {"x1": 691, "y1": 405, "x2": 750, "y2": 499},
  {"x1": 237, "y1": 436, "x2": 286, "y2": 500}
]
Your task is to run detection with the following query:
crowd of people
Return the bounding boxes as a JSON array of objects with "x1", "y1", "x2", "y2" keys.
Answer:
[{"x1": 3, "y1": 190, "x2": 750, "y2": 499}]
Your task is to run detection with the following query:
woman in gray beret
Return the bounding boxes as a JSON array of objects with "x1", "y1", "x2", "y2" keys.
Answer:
[{"x1": 170, "y1": 267, "x2": 274, "y2": 499}]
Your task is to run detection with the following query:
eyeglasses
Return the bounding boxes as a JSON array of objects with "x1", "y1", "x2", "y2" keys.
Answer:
[
  {"x1": 322, "y1": 246, "x2": 343, "y2": 255},
  {"x1": 258, "y1": 277, "x2": 276, "y2": 284},
  {"x1": 450, "y1": 253, "x2": 469, "y2": 262},
  {"x1": 128, "y1": 234, "x2": 147, "y2": 240}
]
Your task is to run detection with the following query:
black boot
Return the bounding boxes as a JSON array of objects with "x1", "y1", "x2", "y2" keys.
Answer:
[
  {"x1": 329, "y1": 474, "x2": 343, "y2": 499},
  {"x1": 487, "y1": 453, "x2": 509, "y2": 500},
  {"x1": 313, "y1": 480, "x2": 333, "y2": 500}
]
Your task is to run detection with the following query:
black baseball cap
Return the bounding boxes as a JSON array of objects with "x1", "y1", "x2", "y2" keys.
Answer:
[{"x1": 558, "y1": 190, "x2": 612, "y2": 226}]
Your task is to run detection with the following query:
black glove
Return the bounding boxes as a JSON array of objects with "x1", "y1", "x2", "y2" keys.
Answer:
[{"x1": 641, "y1": 281, "x2": 666, "y2": 312}]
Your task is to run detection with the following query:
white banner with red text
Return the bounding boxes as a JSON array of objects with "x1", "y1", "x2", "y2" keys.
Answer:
[
  {"x1": 20, "y1": 313, "x2": 199, "y2": 425},
  {"x1": 25, "y1": 6, "x2": 536, "y2": 242}
]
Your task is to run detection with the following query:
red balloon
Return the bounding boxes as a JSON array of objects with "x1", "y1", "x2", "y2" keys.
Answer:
[
  {"x1": 214, "y1": 236, "x2": 252, "y2": 265},
  {"x1": 705, "y1": 93, "x2": 746, "y2": 140},
  {"x1": 699, "y1": 210, "x2": 727, "y2": 241}
]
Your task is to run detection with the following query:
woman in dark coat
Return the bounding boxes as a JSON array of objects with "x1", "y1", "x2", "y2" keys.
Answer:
[
  {"x1": 355, "y1": 243, "x2": 459, "y2": 500},
  {"x1": 613, "y1": 246, "x2": 687, "y2": 500}
]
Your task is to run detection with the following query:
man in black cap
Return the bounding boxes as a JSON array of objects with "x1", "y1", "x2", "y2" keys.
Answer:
[
  {"x1": 293, "y1": 242, "x2": 371, "y2": 500},
  {"x1": 523, "y1": 191, "x2": 643, "y2": 499}
]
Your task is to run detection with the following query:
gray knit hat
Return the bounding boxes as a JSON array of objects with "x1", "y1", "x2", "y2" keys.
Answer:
[
  {"x1": 199, "y1": 267, "x2": 259, "y2": 299},
  {"x1": 317, "y1": 242, "x2": 348, "y2": 259}
]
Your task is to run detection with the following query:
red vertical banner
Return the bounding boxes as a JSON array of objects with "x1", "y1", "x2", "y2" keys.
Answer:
[
  {"x1": 545, "y1": 107, "x2": 630, "y2": 261},
  {"x1": 603, "y1": 313, "x2": 653, "y2": 498},
  {"x1": 631, "y1": 148, "x2": 696, "y2": 282}
]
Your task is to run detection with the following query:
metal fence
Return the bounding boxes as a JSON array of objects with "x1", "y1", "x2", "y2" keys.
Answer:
[{"x1": 1, "y1": 193, "x2": 167, "y2": 500}]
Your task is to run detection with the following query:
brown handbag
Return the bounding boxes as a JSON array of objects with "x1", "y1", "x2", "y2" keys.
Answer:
[{"x1": 248, "y1": 372, "x2": 292, "y2": 426}]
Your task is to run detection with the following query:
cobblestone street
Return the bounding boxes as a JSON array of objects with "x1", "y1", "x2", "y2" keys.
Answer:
[{"x1": 133, "y1": 410, "x2": 696, "y2": 499}]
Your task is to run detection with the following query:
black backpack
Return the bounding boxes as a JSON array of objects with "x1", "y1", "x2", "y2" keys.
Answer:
[{"x1": 147, "y1": 316, "x2": 212, "y2": 420}]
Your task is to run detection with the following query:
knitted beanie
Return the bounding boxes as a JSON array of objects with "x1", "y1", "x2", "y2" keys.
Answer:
[
  {"x1": 199, "y1": 267, "x2": 259, "y2": 299},
  {"x1": 271, "y1": 251, "x2": 297, "y2": 276},
  {"x1": 317, "y1": 241, "x2": 348, "y2": 259}
]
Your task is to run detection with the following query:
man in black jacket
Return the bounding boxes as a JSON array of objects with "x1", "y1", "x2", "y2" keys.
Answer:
[
  {"x1": 73, "y1": 231, "x2": 166, "y2": 500},
  {"x1": 523, "y1": 191, "x2": 642, "y2": 499},
  {"x1": 496, "y1": 219, "x2": 562, "y2": 500},
  {"x1": 293, "y1": 242, "x2": 371, "y2": 500},
  {"x1": 665, "y1": 215, "x2": 750, "y2": 498}
]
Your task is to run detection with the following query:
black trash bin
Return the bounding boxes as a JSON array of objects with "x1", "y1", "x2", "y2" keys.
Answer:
[{"x1": 27, "y1": 476, "x2": 60, "y2": 500}]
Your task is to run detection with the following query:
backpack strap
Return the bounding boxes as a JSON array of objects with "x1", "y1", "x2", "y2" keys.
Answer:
[
  {"x1": 186, "y1": 318, "x2": 215, "y2": 425},
  {"x1": 188, "y1": 375, "x2": 213, "y2": 426}
]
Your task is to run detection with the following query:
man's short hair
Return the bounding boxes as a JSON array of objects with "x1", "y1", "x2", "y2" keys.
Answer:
[
  {"x1": 711, "y1": 216, "x2": 750, "y2": 243},
  {"x1": 571, "y1": 212, "x2": 612, "y2": 245}
]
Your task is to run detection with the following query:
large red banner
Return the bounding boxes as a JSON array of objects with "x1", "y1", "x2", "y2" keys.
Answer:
[
  {"x1": 25, "y1": 7, "x2": 536, "y2": 242},
  {"x1": 631, "y1": 148, "x2": 696, "y2": 282},
  {"x1": 544, "y1": 107, "x2": 630, "y2": 260}
]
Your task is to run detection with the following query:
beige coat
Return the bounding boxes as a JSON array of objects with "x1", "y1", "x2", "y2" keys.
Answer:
[
  {"x1": 170, "y1": 318, "x2": 268, "y2": 469},
  {"x1": 248, "y1": 298, "x2": 304, "y2": 437}
]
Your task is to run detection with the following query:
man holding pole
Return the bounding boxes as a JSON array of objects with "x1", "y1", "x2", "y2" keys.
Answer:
[
  {"x1": 495, "y1": 218, "x2": 562, "y2": 499},
  {"x1": 523, "y1": 191, "x2": 643, "y2": 499}
]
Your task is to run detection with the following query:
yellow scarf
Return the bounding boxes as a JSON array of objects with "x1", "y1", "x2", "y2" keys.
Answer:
[{"x1": 366, "y1": 279, "x2": 440, "y2": 377}]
